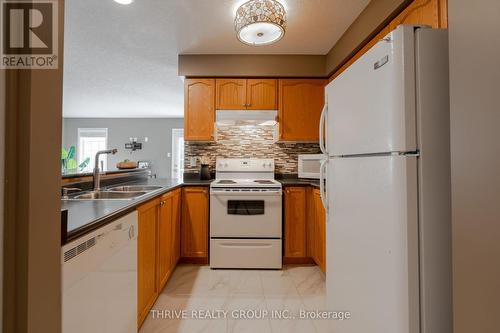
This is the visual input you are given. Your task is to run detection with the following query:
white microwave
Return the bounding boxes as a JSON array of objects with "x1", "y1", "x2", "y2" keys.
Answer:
[{"x1": 298, "y1": 154, "x2": 324, "y2": 179}]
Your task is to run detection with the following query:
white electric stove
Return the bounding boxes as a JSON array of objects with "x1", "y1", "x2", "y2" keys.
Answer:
[{"x1": 209, "y1": 158, "x2": 282, "y2": 269}]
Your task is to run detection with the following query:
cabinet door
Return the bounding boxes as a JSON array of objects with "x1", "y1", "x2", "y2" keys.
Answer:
[
  {"x1": 184, "y1": 78, "x2": 215, "y2": 141},
  {"x1": 306, "y1": 187, "x2": 317, "y2": 260},
  {"x1": 313, "y1": 188, "x2": 326, "y2": 273},
  {"x1": 137, "y1": 199, "x2": 159, "y2": 327},
  {"x1": 278, "y1": 79, "x2": 326, "y2": 141},
  {"x1": 216, "y1": 79, "x2": 247, "y2": 109},
  {"x1": 181, "y1": 187, "x2": 209, "y2": 259},
  {"x1": 157, "y1": 193, "x2": 173, "y2": 291},
  {"x1": 171, "y1": 189, "x2": 182, "y2": 265},
  {"x1": 284, "y1": 187, "x2": 307, "y2": 258},
  {"x1": 246, "y1": 79, "x2": 277, "y2": 110}
]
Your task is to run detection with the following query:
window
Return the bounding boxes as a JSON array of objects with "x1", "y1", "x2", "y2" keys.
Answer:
[
  {"x1": 78, "y1": 128, "x2": 108, "y2": 172},
  {"x1": 171, "y1": 129, "x2": 184, "y2": 179}
]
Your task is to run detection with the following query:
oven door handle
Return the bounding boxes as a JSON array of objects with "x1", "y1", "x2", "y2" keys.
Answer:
[
  {"x1": 218, "y1": 242, "x2": 274, "y2": 249},
  {"x1": 210, "y1": 190, "x2": 282, "y2": 196}
]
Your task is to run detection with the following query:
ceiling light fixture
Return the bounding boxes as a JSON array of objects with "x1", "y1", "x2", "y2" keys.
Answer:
[
  {"x1": 114, "y1": 0, "x2": 133, "y2": 5},
  {"x1": 235, "y1": 0, "x2": 287, "y2": 46}
]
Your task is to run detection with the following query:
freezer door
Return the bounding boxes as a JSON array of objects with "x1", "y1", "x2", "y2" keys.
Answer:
[
  {"x1": 327, "y1": 25, "x2": 417, "y2": 156},
  {"x1": 326, "y1": 155, "x2": 419, "y2": 333}
]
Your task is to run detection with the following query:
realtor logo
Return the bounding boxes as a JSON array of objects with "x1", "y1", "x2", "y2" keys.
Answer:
[{"x1": 1, "y1": 0, "x2": 58, "y2": 69}]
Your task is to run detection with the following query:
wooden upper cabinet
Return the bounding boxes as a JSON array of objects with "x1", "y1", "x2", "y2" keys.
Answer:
[
  {"x1": 284, "y1": 187, "x2": 307, "y2": 258},
  {"x1": 216, "y1": 78, "x2": 277, "y2": 110},
  {"x1": 278, "y1": 79, "x2": 326, "y2": 141},
  {"x1": 216, "y1": 79, "x2": 247, "y2": 109},
  {"x1": 246, "y1": 79, "x2": 277, "y2": 110},
  {"x1": 184, "y1": 78, "x2": 215, "y2": 141},
  {"x1": 181, "y1": 187, "x2": 209, "y2": 259},
  {"x1": 389, "y1": 0, "x2": 445, "y2": 30}
]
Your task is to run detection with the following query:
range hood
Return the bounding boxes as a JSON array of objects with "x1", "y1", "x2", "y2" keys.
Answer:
[{"x1": 216, "y1": 110, "x2": 277, "y2": 126}]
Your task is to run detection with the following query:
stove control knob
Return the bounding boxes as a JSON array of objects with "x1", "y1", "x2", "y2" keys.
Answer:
[
  {"x1": 268, "y1": 163, "x2": 272, "y2": 167},
  {"x1": 262, "y1": 163, "x2": 266, "y2": 167}
]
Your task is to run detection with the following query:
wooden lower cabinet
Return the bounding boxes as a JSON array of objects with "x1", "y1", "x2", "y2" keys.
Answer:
[
  {"x1": 181, "y1": 187, "x2": 209, "y2": 262},
  {"x1": 137, "y1": 198, "x2": 160, "y2": 328},
  {"x1": 157, "y1": 192, "x2": 174, "y2": 291},
  {"x1": 312, "y1": 188, "x2": 326, "y2": 273},
  {"x1": 137, "y1": 189, "x2": 182, "y2": 328},
  {"x1": 306, "y1": 187, "x2": 316, "y2": 259},
  {"x1": 284, "y1": 186, "x2": 326, "y2": 270},
  {"x1": 284, "y1": 187, "x2": 308, "y2": 259},
  {"x1": 171, "y1": 189, "x2": 182, "y2": 266}
]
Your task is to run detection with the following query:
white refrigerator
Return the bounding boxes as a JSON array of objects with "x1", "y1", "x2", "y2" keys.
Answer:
[{"x1": 319, "y1": 25, "x2": 452, "y2": 333}]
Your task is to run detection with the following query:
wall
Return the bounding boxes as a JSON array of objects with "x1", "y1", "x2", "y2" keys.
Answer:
[
  {"x1": 325, "y1": 0, "x2": 411, "y2": 75},
  {"x1": 179, "y1": 55, "x2": 326, "y2": 77},
  {"x1": 449, "y1": 0, "x2": 500, "y2": 332},
  {"x1": 63, "y1": 118, "x2": 183, "y2": 178},
  {"x1": 184, "y1": 126, "x2": 320, "y2": 174},
  {"x1": 0, "y1": 64, "x2": 5, "y2": 329}
]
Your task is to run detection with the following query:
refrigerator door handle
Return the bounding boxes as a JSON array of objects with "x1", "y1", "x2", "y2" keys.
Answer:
[
  {"x1": 319, "y1": 102, "x2": 328, "y2": 155},
  {"x1": 319, "y1": 158, "x2": 328, "y2": 213}
]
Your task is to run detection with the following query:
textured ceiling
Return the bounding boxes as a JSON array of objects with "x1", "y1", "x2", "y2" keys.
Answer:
[{"x1": 63, "y1": 0, "x2": 370, "y2": 118}]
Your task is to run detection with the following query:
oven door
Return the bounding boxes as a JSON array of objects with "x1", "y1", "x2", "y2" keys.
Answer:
[{"x1": 210, "y1": 189, "x2": 282, "y2": 238}]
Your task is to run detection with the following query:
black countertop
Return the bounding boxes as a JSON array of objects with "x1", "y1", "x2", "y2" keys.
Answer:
[
  {"x1": 275, "y1": 174, "x2": 320, "y2": 187},
  {"x1": 61, "y1": 176, "x2": 320, "y2": 245},
  {"x1": 61, "y1": 178, "x2": 212, "y2": 244},
  {"x1": 278, "y1": 178, "x2": 320, "y2": 187}
]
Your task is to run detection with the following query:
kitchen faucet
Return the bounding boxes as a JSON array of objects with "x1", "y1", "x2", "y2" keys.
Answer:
[{"x1": 93, "y1": 149, "x2": 118, "y2": 191}]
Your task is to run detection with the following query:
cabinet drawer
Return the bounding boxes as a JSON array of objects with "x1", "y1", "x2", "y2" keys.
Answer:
[{"x1": 210, "y1": 239, "x2": 282, "y2": 269}]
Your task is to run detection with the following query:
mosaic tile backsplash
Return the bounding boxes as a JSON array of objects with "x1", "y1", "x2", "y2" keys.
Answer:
[{"x1": 184, "y1": 125, "x2": 320, "y2": 174}]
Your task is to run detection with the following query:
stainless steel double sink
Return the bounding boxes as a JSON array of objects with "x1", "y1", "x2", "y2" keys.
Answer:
[{"x1": 66, "y1": 185, "x2": 163, "y2": 201}]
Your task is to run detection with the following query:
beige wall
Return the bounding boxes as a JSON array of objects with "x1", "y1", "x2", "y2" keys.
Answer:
[
  {"x1": 325, "y1": 0, "x2": 410, "y2": 75},
  {"x1": 178, "y1": 54, "x2": 325, "y2": 77},
  {"x1": 449, "y1": 0, "x2": 500, "y2": 332}
]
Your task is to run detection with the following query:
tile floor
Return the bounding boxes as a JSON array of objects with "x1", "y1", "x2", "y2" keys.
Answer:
[{"x1": 140, "y1": 264, "x2": 332, "y2": 333}]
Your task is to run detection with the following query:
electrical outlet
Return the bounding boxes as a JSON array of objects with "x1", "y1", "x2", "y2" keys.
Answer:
[{"x1": 189, "y1": 157, "x2": 197, "y2": 167}]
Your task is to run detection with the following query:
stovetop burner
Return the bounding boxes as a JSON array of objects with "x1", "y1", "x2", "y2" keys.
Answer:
[
  {"x1": 253, "y1": 180, "x2": 274, "y2": 184},
  {"x1": 216, "y1": 180, "x2": 237, "y2": 184}
]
